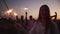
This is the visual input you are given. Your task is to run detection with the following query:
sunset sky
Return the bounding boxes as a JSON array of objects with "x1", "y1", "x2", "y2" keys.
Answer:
[{"x1": 0, "y1": 0, "x2": 60, "y2": 19}]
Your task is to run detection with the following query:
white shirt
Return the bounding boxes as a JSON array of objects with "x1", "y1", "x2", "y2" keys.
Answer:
[
  {"x1": 29, "y1": 21, "x2": 45, "y2": 34},
  {"x1": 29, "y1": 21, "x2": 59, "y2": 34}
]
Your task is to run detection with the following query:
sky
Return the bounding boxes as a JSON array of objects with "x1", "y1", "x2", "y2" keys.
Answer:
[{"x1": 0, "y1": 0, "x2": 60, "y2": 19}]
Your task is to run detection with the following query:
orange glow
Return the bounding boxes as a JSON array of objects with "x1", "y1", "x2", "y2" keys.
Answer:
[
  {"x1": 14, "y1": 12, "x2": 18, "y2": 16},
  {"x1": 56, "y1": 16, "x2": 60, "y2": 19},
  {"x1": 6, "y1": 9, "x2": 13, "y2": 14}
]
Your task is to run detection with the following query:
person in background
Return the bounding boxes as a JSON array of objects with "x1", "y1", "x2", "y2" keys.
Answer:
[
  {"x1": 51, "y1": 12, "x2": 57, "y2": 22},
  {"x1": 28, "y1": 15, "x2": 34, "y2": 32},
  {"x1": 20, "y1": 15, "x2": 27, "y2": 29}
]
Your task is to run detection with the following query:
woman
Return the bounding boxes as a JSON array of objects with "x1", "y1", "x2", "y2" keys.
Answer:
[{"x1": 29, "y1": 5, "x2": 59, "y2": 34}]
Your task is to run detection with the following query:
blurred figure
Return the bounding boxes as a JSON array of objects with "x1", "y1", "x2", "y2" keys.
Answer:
[
  {"x1": 51, "y1": 12, "x2": 57, "y2": 22},
  {"x1": 16, "y1": 16, "x2": 20, "y2": 23},
  {"x1": 29, "y1": 5, "x2": 59, "y2": 34},
  {"x1": 13, "y1": 15, "x2": 28, "y2": 34},
  {"x1": 28, "y1": 15, "x2": 34, "y2": 32},
  {"x1": 16, "y1": 16, "x2": 19, "y2": 20},
  {"x1": 25, "y1": 12, "x2": 28, "y2": 29},
  {"x1": 20, "y1": 15, "x2": 27, "y2": 29},
  {"x1": 13, "y1": 21, "x2": 28, "y2": 34},
  {"x1": 20, "y1": 15, "x2": 25, "y2": 24},
  {"x1": 55, "y1": 12, "x2": 57, "y2": 20}
]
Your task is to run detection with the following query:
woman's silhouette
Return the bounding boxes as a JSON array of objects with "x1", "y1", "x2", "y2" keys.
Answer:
[{"x1": 29, "y1": 5, "x2": 59, "y2": 34}]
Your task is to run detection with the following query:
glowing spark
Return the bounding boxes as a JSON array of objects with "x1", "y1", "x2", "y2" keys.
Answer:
[
  {"x1": 6, "y1": 9, "x2": 13, "y2": 14},
  {"x1": 14, "y1": 12, "x2": 18, "y2": 16}
]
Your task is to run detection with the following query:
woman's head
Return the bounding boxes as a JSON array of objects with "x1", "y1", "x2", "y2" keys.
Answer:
[
  {"x1": 38, "y1": 5, "x2": 50, "y2": 22},
  {"x1": 38, "y1": 5, "x2": 51, "y2": 34}
]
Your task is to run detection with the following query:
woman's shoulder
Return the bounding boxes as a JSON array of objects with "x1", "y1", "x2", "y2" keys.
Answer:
[
  {"x1": 50, "y1": 21, "x2": 57, "y2": 26},
  {"x1": 50, "y1": 22, "x2": 59, "y2": 34}
]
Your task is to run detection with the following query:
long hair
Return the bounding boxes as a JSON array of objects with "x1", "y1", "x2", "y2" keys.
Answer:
[{"x1": 38, "y1": 5, "x2": 51, "y2": 34}]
